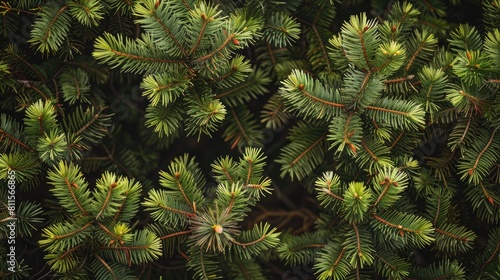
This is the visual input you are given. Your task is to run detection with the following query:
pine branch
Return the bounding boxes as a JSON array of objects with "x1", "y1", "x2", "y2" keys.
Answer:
[
  {"x1": 133, "y1": 0, "x2": 188, "y2": 56},
  {"x1": 405, "y1": 29, "x2": 437, "y2": 71},
  {"x1": 280, "y1": 69, "x2": 345, "y2": 120},
  {"x1": 28, "y1": 3, "x2": 71, "y2": 55},
  {"x1": 93, "y1": 32, "x2": 184, "y2": 74},
  {"x1": 314, "y1": 240, "x2": 351, "y2": 280},
  {"x1": 3, "y1": 44, "x2": 46, "y2": 82},
  {"x1": 223, "y1": 107, "x2": 263, "y2": 149},
  {"x1": 373, "y1": 249, "x2": 410, "y2": 279},
  {"x1": 371, "y1": 210, "x2": 434, "y2": 248},
  {"x1": 433, "y1": 223, "x2": 476, "y2": 254},
  {"x1": 276, "y1": 122, "x2": 328, "y2": 181},
  {"x1": 364, "y1": 97, "x2": 425, "y2": 130},
  {"x1": 0, "y1": 129, "x2": 32, "y2": 152}
]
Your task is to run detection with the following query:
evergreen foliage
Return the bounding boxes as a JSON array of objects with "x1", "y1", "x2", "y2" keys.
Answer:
[{"x1": 1, "y1": 0, "x2": 499, "y2": 279}]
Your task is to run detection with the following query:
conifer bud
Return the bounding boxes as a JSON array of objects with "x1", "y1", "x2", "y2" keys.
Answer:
[
  {"x1": 232, "y1": 38, "x2": 240, "y2": 45},
  {"x1": 212, "y1": 224, "x2": 223, "y2": 234},
  {"x1": 298, "y1": 83, "x2": 304, "y2": 90},
  {"x1": 488, "y1": 196, "x2": 494, "y2": 206},
  {"x1": 348, "y1": 143, "x2": 356, "y2": 154}
]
